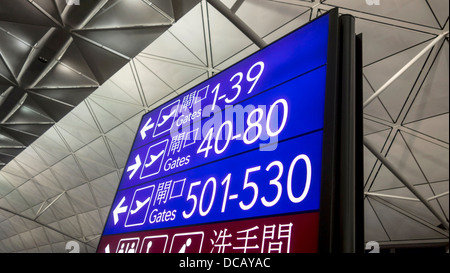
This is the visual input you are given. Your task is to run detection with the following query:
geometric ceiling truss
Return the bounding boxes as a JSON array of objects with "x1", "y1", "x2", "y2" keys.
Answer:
[
  {"x1": 0, "y1": 0, "x2": 448, "y2": 252},
  {"x1": 0, "y1": 0, "x2": 200, "y2": 169},
  {"x1": 363, "y1": 31, "x2": 449, "y2": 233}
]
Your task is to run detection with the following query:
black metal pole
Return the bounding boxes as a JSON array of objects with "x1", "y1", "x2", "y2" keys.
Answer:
[{"x1": 339, "y1": 14, "x2": 357, "y2": 253}]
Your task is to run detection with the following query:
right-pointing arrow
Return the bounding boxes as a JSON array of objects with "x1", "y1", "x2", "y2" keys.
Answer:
[
  {"x1": 113, "y1": 196, "x2": 128, "y2": 225},
  {"x1": 127, "y1": 154, "x2": 141, "y2": 180}
]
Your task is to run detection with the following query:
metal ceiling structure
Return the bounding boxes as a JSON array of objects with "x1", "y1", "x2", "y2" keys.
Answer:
[{"x1": 0, "y1": 0, "x2": 448, "y2": 253}]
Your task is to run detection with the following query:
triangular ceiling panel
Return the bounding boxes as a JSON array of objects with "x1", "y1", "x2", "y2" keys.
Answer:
[
  {"x1": 16, "y1": 181, "x2": 45, "y2": 208},
  {"x1": 55, "y1": 103, "x2": 101, "y2": 150},
  {"x1": 355, "y1": 19, "x2": 434, "y2": 66},
  {"x1": 57, "y1": 215, "x2": 82, "y2": 238},
  {"x1": 4, "y1": 190, "x2": 29, "y2": 213},
  {"x1": 363, "y1": 77, "x2": 393, "y2": 122},
  {"x1": 84, "y1": 0, "x2": 172, "y2": 29},
  {"x1": 235, "y1": 0, "x2": 310, "y2": 38},
  {"x1": 73, "y1": 136, "x2": 115, "y2": 168},
  {"x1": 89, "y1": 171, "x2": 119, "y2": 208},
  {"x1": 363, "y1": 145, "x2": 377, "y2": 182},
  {"x1": 5, "y1": 95, "x2": 54, "y2": 124},
  {"x1": 0, "y1": 0, "x2": 57, "y2": 27},
  {"x1": 91, "y1": 80, "x2": 141, "y2": 107},
  {"x1": 150, "y1": 0, "x2": 175, "y2": 20},
  {"x1": 0, "y1": 161, "x2": 29, "y2": 183},
  {"x1": 0, "y1": 30, "x2": 32, "y2": 78},
  {"x1": 77, "y1": 209, "x2": 103, "y2": 238},
  {"x1": 135, "y1": 55, "x2": 206, "y2": 91},
  {"x1": 105, "y1": 136, "x2": 131, "y2": 169},
  {"x1": 44, "y1": 223, "x2": 66, "y2": 244},
  {"x1": 95, "y1": 63, "x2": 142, "y2": 105},
  {"x1": 364, "y1": 128, "x2": 391, "y2": 186},
  {"x1": 87, "y1": 96, "x2": 143, "y2": 133},
  {"x1": 66, "y1": 184, "x2": 97, "y2": 214},
  {"x1": 75, "y1": 26, "x2": 171, "y2": 58},
  {"x1": 31, "y1": 0, "x2": 62, "y2": 25},
  {"x1": 324, "y1": 0, "x2": 441, "y2": 29},
  {"x1": 58, "y1": 42, "x2": 98, "y2": 83},
  {"x1": 172, "y1": 0, "x2": 201, "y2": 21},
  {"x1": 45, "y1": 196, "x2": 75, "y2": 224},
  {"x1": 373, "y1": 186, "x2": 442, "y2": 226},
  {"x1": 31, "y1": 127, "x2": 70, "y2": 162},
  {"x1": 261, "y1": 8, "x2": 312, "y2": 46},
  {"x1": 18, "y1": 231, "x2": 36, "y2": 249},
  {"x1": 364, "y1": 127, "x2": 391, "y2": 154},
  {"x1": 104, "y1": 117, "x2": 141, "y2": 168},
  {"x1": 30, "y1": 227, "x2": 49, "y2": 247},
  {"x1": 50, "y1": 155, "x2": 86, "y2": 191},
  {"x1": 27, "y1": 92, "x2": 74, "y2": 122},
  {"x1": 425, "y1": 0, "x2": 449, "y2": 28},
  {"x1": 402, "y1": 131, "x2": 449, "y2": 183},
  {"x1": 369, "y1": 197, "x2": 446, "y2": 241},
  {"x1": 429, "y1": 181, "x2": 449, "y2": 220},
  {"x1": 1, "y1": 124, "x2": 53, "y2": 137},
  {"x1": 0, "y1": 218, "x2": 18, "y2": 239},
  {"x1": 0, "y1": 130, "x2": 25, "y2": 147},
  {"x1": 0, "y1": 174, "x2": 14, "y2": 198},
  {"x1": 35, "y1": 62, "x2": 98, "y2": 88},
  {"x1": 364, "y1": 42, "x2": 430, "y2": 122},
  {"x1": 0, "y1": 57, "x2": 15, "y2": 85},
  {"x1": 0, "y1": 126, "x2": 38, "y2": 147},
  {"x1": 0, "y1": 150, "x2": 22, "y2": 168},
  {"x1": 133, "y1": 58, "x2": 174, "y2": 106},
  {"x1": 403, "y1": 41, "x2": 449, "y2": 124},
  {"x1": 167, "y1": 4, "x2": 207, "y2": 65},
  {"x1": 29, "y1": 87, "x2": 96, "y2": 107},
  {"x1": 142, "y1": 30, "x2": 206, "y2": 66},
  {"x1": 74, "y1": 137, "x2": 116, "y2": 181},
  {"x1": 32, "y1": 169, "x2": 63, "y2": 195},
  {"x1": 369, "y1": 131, "x2": 427, "y2": 191},
  {"x1": 72, "y1": 35, "x2": 129, "y2": 85},
  {"x1": 32, "y1": 144, "x2": 67, "y2": 168},
  {"x1": 7, "y1": 215, "x2": 28, "y2": 234},
  {"x1": 364, "y1": 198, "x2": 390, "y2": 242},
  {"x1": 364, "y1": 117, "x2": 391, "y2": 136},
  {"x1": 13, "y1": 146, "x2": 48, "y2": 176},
  {"x1": 207, "y1": 2, "x2": 252, "y2": 67},
  {"x1": 404, "y1": 114, "x2": 449, "y2": 143},
  {"x1": 54, "y1": 125, "x2": 90, "y2": 153},
  {"x1": 0, "y1": 21, "x2": 50, "y2": 47}
]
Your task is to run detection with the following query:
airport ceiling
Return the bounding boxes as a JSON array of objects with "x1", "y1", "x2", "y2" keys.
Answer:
[{"x1": 0, "y1": 0, "x2": 448, "y2": 252}]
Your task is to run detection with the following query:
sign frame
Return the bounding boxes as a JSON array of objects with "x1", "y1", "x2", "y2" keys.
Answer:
[{"x1": 96, "y1": 8, "x2": 363, "y2": 253}]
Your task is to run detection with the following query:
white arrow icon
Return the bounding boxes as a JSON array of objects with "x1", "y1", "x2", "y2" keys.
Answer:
[
  {"x1": 140, "y1": 118, "x2": 154, "y2": 140},
  {"x1": 113, "y1": 196, "x2": 128, "y2": 225},
  {"x1": 127, "y1": 154, "x2": 141, "y2": 180}
]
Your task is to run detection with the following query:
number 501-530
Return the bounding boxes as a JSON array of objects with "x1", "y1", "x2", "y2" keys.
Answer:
[{"x1": 182, "y1": 153, "x2": 312, "y2": 219}]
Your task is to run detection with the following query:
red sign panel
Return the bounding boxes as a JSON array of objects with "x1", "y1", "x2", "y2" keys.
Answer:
[{"x1": 97, "y1": 212, "x2": 318, "y2": 253}]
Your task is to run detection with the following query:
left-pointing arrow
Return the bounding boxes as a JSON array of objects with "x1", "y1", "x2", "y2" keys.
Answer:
[
  {"x1": 127, "y1": 154, "x2": 141, "y2": 180},
  {"x1": 140, "y1": 118, "x2": 155, "y2": 140},
  {"x1": 113, "y1": 196, "x2": 128, "y2": 225}
]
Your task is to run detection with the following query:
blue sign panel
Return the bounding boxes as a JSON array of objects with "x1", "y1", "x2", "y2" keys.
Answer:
[{"x1": 99, "y1": 12, "x2": 332, "y2": 249}]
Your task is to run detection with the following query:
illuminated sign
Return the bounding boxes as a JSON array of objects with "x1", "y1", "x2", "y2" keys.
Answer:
[{"x1": 97, "y1": 10, "x2": 347, "y2": 253}]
